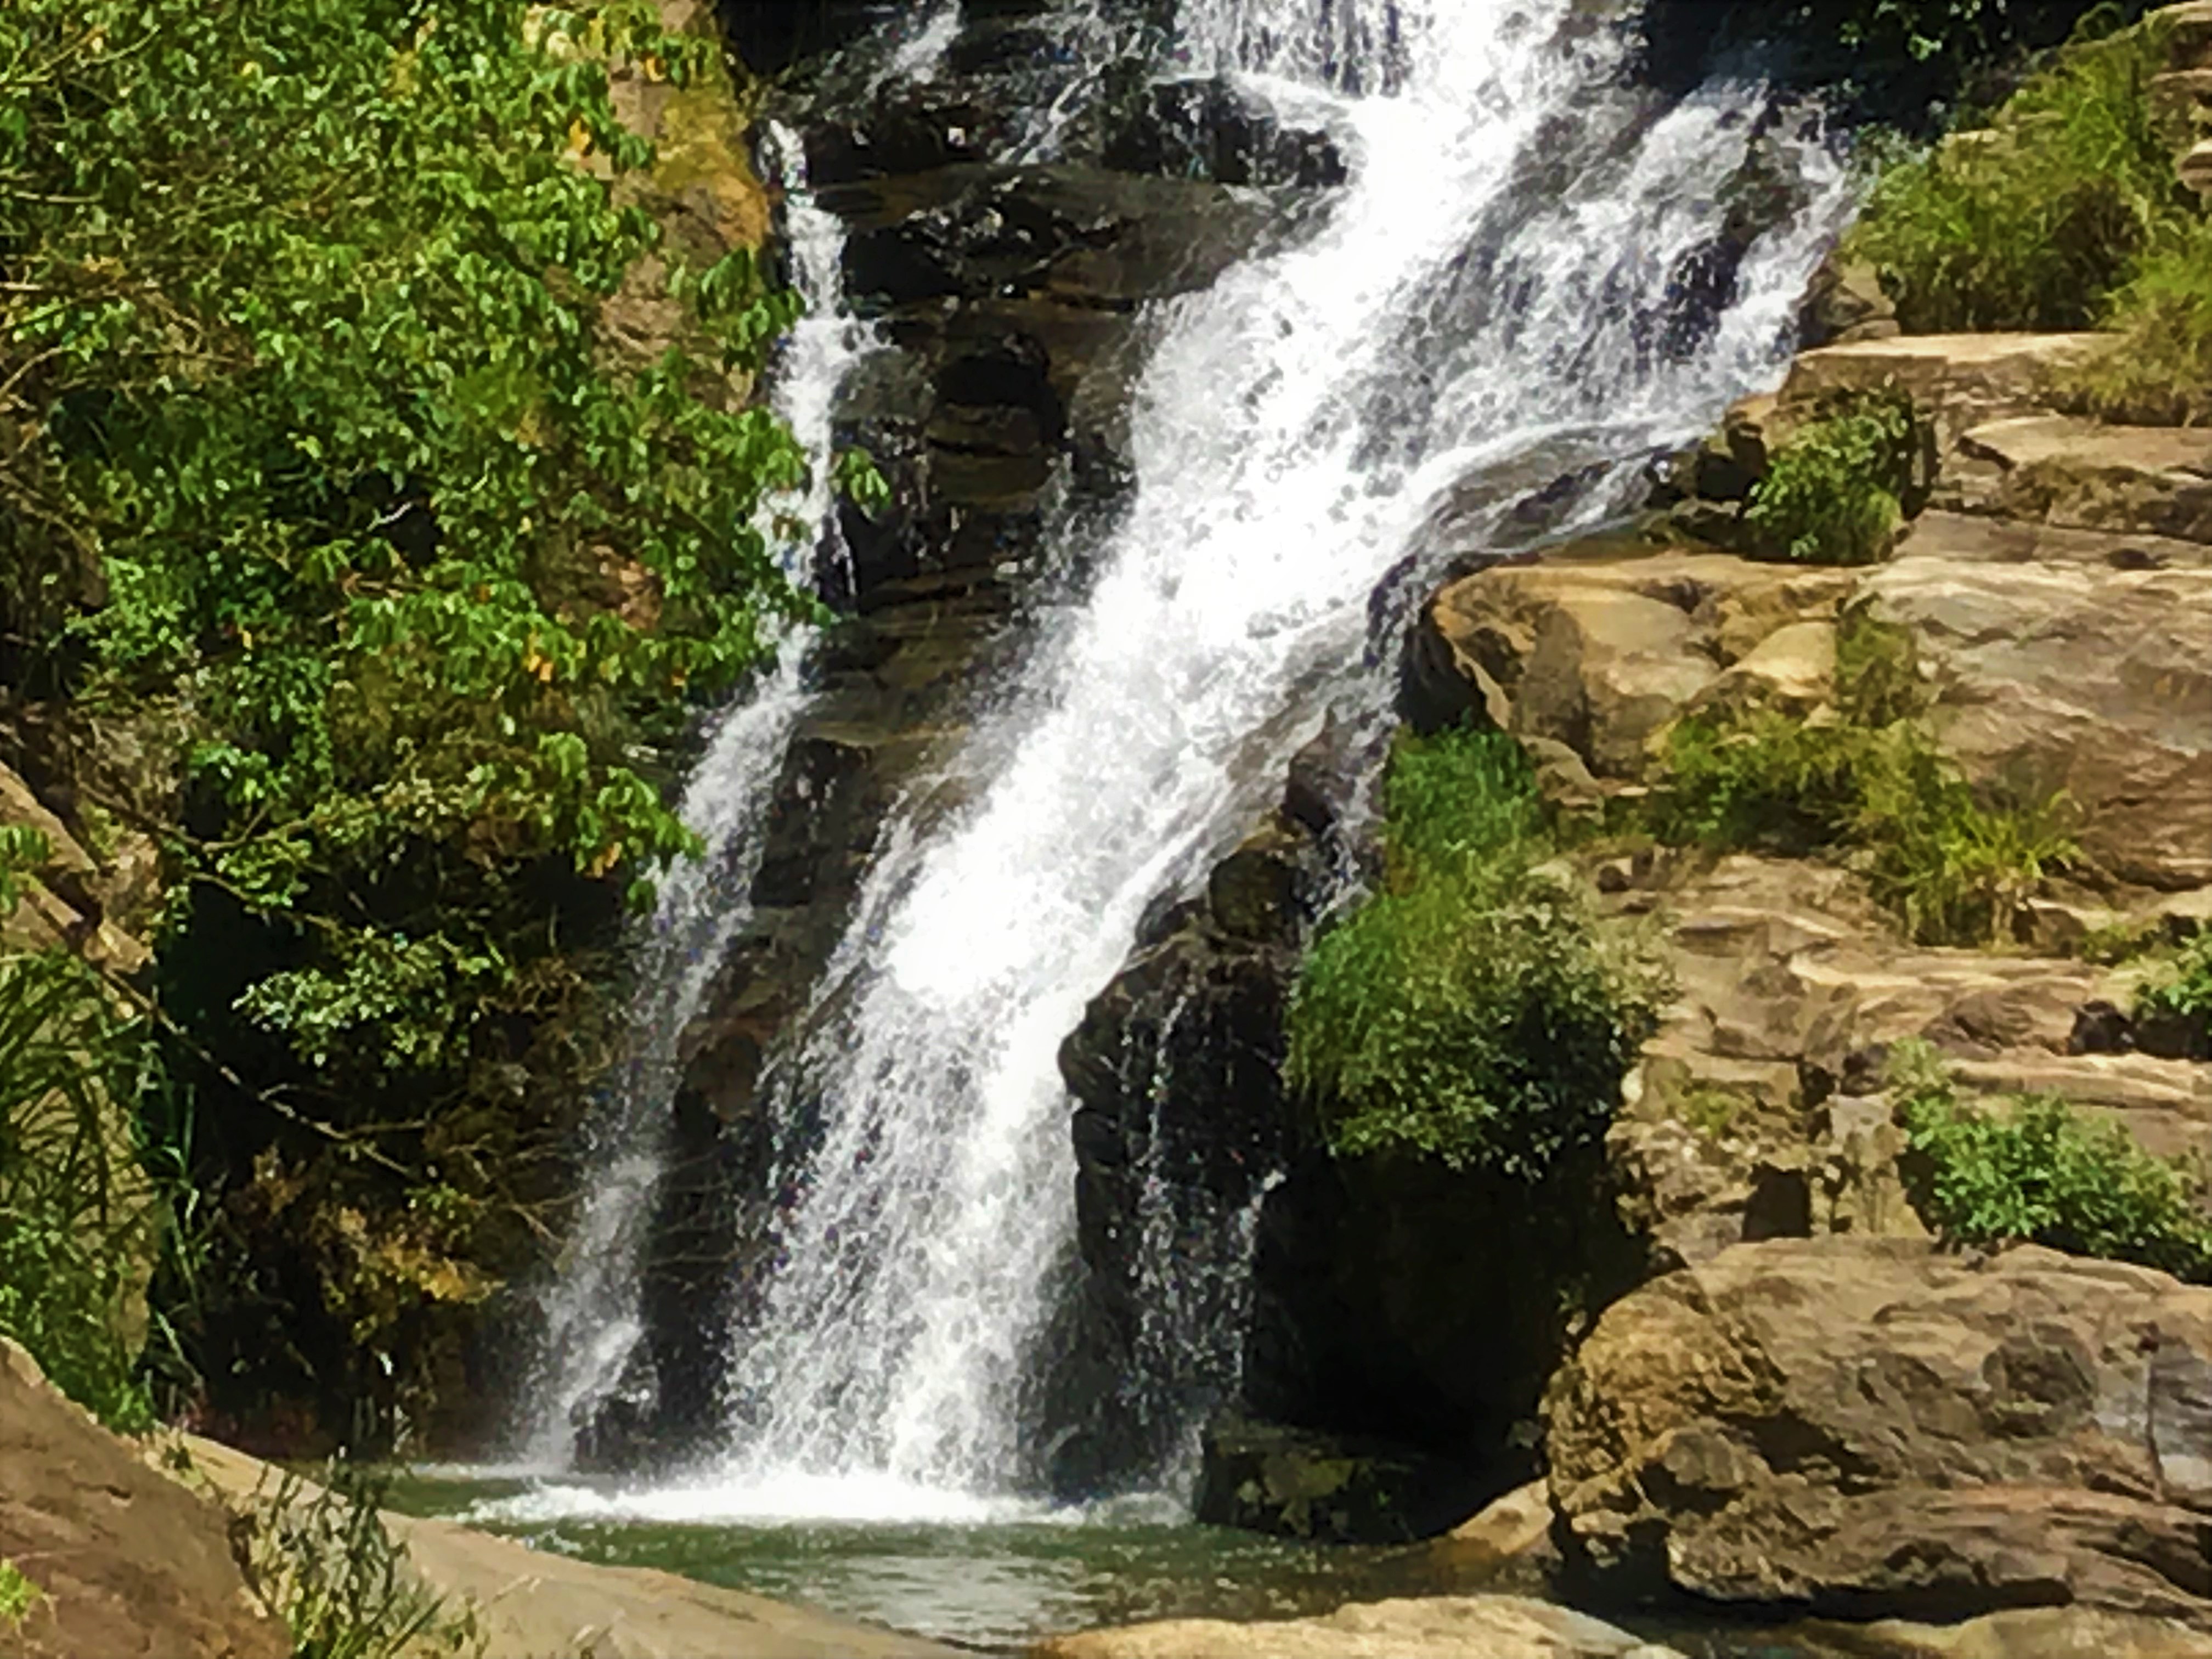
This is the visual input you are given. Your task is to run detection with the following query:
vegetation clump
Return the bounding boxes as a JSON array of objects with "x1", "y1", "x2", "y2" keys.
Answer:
[
  {"x1": 238, "y1": 1468, "x2": 479, "y2": 1659},
  {"x1": 1650, "y1": 615, "x2": 2075, "y2": 946},
  {"x1": 1844, "y1": 15, "x2": 2186, "y2": 331},
  {"x1": 1286, "y1": 729, "x2": 1667, "y2": 1176},
  {"x1": 2135, "y1": 932, "x2": 2212, "y2": 1054},
  {"x1": 1891, "y1": 1041, "x2": 2212, "y2": 1278},
  {"x1": 0, "y1": 1559, "x2": 44, "y2": 1632},
  {"x1": 0, "y1": 948, "x2": 162, "y2": 1432},
  {"x1": 0, "y1": 0, "x2": 848, "y2": 1437},
  {"x1": 1745, "y1": 390, "x2": 1924, "y2": 566}
]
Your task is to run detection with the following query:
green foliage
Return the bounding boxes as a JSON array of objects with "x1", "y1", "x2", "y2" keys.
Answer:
[
  {"x1": 1650, "y1": 616, "x2": 2075, "y2": 945},
  {"x1": 1746, "y1": 391, "x2": 1922, "y2": 566},
  {"x1": 0, "y1": 0, "x2": 832, "y2": 1432},
  {"x1": 239, "y1": 1468, "x2": 478, "y2": 1659},
  {"x1": 1844, "y1": 16, "x2": 2187, "y2": 330},
  {"x1": 2073, "y1": 216, "x2": 2212, "y2": 422},
  {"x1": 1892, "y1": 1041, "x2": 2212, "y2": 1278},
  {"x1": 0, "y1": 950, "x2": 157, "y2": 1432},
  {"x1": 1287, "y1": 729, "x2": 1667, "y2": 1176},
  {"x1": 2136, "y1": 932, "x2": 2212, "y2": 1043},
  {"x1": 0, "y1": 826, "x2": 52, "y2": 918},
  {"x1": 0, "y1": 1558, "x2": 44, "y2": 1632}
]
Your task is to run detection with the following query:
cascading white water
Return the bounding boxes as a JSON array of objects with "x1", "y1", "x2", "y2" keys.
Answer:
[
  {"x1": 601, "y1": 0, "x2": 1859, "y2": 1519},
  {"x1": 521, "y1": 123, "x2": 875, "y2": 1468}
]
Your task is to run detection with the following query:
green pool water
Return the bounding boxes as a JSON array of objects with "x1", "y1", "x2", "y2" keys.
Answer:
[{"x1": 385, "y1": 1473, "x2": 1825, "y2": 1658}]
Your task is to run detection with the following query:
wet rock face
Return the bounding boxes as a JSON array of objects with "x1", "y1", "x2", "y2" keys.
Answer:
[
  {"x1": 715, "y1": 0, "x2": 891, "y2": 77},
  {"x1": 600, "y1": 0, "x2": 1352, "y2": 1469}
]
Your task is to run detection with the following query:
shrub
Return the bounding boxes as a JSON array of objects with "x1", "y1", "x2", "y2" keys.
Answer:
[
  {"x1": 2074, "y1": 217, "x2": 2212, "y2": 423},
  {"x1": 1746, "y1": 391, "x2": 1923, "y2": 566},
  {"x1": 1650, "y1": 617, "x2": 2075, "y2": 946},
  {"x1": 0, "y1": 950, "x2": 159, "y2": 1432},
  {"x1": 0, "y1": 1559, "x2": 44, "y2": 1632},
  {"x1": 1286, "y1": 729, "x2": 1667, "y2": 1176},
  {"x1": 2136, "y1": 932, "x2": 2212, "y2": 1046},
  {"x1": 1844, "y1": 16, "x2": 2186, "y2": 331},
  {"x1": 235, "y1": 1467, "x2": 478, "y2": 1659},
  {"x1": 1892, "y1": 1042, "x2": 2212, "y2": 1279}
]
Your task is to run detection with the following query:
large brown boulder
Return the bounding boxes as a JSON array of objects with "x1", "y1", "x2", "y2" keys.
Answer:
[
  {"x1": 1029, "y1": 1595, "x2": 1684, "y2": 1659},
  {"x1": 1864, "y1": 517, "x2": 2212, "y2": 891},
  {"x1": 1547, "y1": 1237, "x2": 2212, "y2": 1626},
  {"x1": 0, "y1": 1342, "x2": 289, "y2": 1659}
]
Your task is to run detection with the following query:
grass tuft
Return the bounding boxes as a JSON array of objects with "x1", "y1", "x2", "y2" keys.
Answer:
[
  {"x1": 1891, "y1": 1040, "x2": 2212, "y2": 1278},
  {"x1": 1647, "y1": 616, "x2": 2075, "y2": 947},
  {"x1": 1844, "y1": 16, "x2": 2186, "y2": 332}
]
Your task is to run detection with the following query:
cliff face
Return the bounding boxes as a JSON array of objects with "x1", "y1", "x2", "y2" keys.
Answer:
[
  {"x1": 590, "y1": 0, "x2": 1357, "y2": 1464},
  {"x1": 1056, "y1": 30, "x2": 2212, "y2": 1635}
]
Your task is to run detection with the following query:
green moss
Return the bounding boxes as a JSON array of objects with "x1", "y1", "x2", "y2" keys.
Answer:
[
  {"x1": 1844, "y1": 15, "x2": 2186, "y2": 332},
  {"x1": 1891, "y1": 1040, "x2": 2212, "y2": 1278},
  {"x1": 1286, "y1": 729, "x2": 1667, "y2": 1176}
]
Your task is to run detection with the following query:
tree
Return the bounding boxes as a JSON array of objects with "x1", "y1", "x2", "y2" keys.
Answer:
[{"x1": 1, "y1": 0, "x2": 815, "y2": 1439}]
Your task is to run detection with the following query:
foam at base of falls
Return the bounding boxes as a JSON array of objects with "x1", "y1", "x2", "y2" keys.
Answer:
[{"x1": 462, "y1": 1474, "x2": 1091, "y2": 1529}]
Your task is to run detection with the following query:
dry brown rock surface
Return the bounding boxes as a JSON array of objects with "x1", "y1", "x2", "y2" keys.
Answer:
[
  {"x1": 1029, "y1": 1595, "x2": 1684, "y2": 1659},
  {"x1": 0, "y1": 1342, "x2": 289, "y2": 1659},
  {"x1": 1548, "y1": 1237, "x2": 2212, "y2": 1625},
  {"x1": 172, "y1": 1436, "x2": 958, "y2": 1659}
]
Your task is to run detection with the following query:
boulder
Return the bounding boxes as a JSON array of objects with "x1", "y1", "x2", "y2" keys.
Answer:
[
  {"x1": 1420, "y1": 550, "x2": 1855, "y2": 784},
  {"x1": 1029, "y1": 1595, "x2": 1684, "y2": 1659},
  {"x1": 1547, "y1": 1236, "x2": 2212, "y2": 1625},
  {"x1": 1808, "y1": 1606, "x2": 2212, "y2": 1656},
  {"x1": 1863, "y1": 534, "x2": 2212, "y2": 890},
  {"x1": 0, "y1": 1341, "x2": 290, "y2": 1659}
]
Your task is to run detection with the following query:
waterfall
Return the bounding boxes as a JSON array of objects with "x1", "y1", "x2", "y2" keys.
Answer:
[
  {"x1": 520, "y1": 122, "x2": 873, "y2": 1468},
  {"x1": 648, "y1": 0, "x2": 1854, "y2": 1516}
]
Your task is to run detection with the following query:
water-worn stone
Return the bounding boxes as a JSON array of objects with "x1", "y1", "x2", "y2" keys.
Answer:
[
  {"x1": 1547, "y1": 1236, "x2": 2212, "y2": 1625},
  {"x1": 1030, "y1": 1595, "x2": 1684, "y2": 1659},
  {"x1": 1807, "y1": 1606, "x2": 2212, "y2": 1656},
  {"x1": 1425, "y1": 1481, "x2": 1564, "y2": 1594},
  {"x1": 1776, "y1": 334, "x2": 2111, "y2": 449},
  {"x1": 0, "y1": 1341, "x2": 290, "y2": 1659},
  {"x1": 1194, "y1": 1417, "x2": 1483, "y2": 1545}
]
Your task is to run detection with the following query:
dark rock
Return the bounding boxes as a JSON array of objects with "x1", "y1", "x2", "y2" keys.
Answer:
[
  {"x1": 1102, "y1": 77, "x2": 1348, "y2": 189},
  {"x1": 1195, "y1": 1415, "x2": 1486, "y2": 1544}
]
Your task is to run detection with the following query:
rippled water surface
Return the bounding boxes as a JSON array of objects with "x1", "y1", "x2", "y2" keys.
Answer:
[{"x1": 387, "y1": 1474, "x2": 1832, "y2": 1657}]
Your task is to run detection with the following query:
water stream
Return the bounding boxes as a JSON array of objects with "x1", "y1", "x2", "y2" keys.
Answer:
[
  {"x1": 518, "y1": 0, "x2": 1851, "y2": 1523},
  {"x1": 521, "y1": 121, "x2": 877, "y2": 1468}
]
